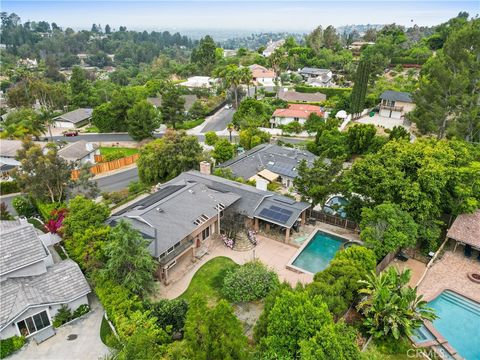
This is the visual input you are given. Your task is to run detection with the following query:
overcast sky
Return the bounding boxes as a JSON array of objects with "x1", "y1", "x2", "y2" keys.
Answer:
[{"x1": 2, "y1": 1, "x2": 479, "y2": 32}]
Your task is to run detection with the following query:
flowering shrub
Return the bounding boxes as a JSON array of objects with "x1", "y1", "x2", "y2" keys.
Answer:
[
  {"x1": 221, "y1": 234, "x2": 234, "y2": 249},
  {"x1": 222, "y1": 261, "x2": 279, "y2": 302},
  {"x1": 45, "y1": 208, "x2": 67, "y2": 234},
  {"x1": 247, "y1": 229, "x2": 257, "y2": 246}
]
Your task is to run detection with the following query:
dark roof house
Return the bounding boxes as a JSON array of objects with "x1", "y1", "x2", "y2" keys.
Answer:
[
  {"x1": 53, "y1": 108, "x2": 93, "y2": 128},
  {"x1": 278, "y1": 89, "x2": 326, "y2": 103},
  {"x1": 380, "y1": 90, "x2": 413, "y2": 103}
]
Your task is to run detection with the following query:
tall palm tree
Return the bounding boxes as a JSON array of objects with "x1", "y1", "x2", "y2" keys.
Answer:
[
  {"x1": 239, "y1": 67, "x2": 253, "y2": 98},
  {"x1": 357, "y1": 267, "x2": 437, "y2": 340}
]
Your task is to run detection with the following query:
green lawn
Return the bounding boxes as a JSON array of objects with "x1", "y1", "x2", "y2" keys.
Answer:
[
  {"x1": 99, "y1": 147, "x2": 139, "y2": 156},
  {"x1": 178, "y1": 256, "x2": 239, "y2": 304}
]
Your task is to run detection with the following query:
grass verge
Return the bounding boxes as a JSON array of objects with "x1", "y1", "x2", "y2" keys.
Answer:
[{"x1": 99, "y1": 147, "x2": 139, "y2": 157}]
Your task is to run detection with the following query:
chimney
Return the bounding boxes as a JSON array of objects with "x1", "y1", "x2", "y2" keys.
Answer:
[
  {"x1": 256, "y1": 178, "x2": 268, "y2": 191},
  {"x1": 200, "y1": 161, "x2": 211, "y2": 175}
]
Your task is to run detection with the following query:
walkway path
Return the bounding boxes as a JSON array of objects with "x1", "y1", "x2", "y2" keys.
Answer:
[{"x1": 158, "y1": 235, "x2": 314, "y2": 300}]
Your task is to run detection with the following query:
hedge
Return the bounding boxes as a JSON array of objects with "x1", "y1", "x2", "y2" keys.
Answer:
[
  {"x1": 0, "y1": 336, "x2": 25, "y2": 359},
  {"x1": 0, "y1": 181, "x2": 20, "y2": 195},
  {"x1": 294, "y1": 85, "x2": 352, "y2": 98},
  {"x1": 390, "y1": 57, "x2": 426, "y2": 65},
  {"x1": 174, "y1": 118, "x2": 205, "y2": 130}
]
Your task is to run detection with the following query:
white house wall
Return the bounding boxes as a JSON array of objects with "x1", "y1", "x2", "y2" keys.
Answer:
[{"x1": 273, "y1": 117, "x2": 307, "y2": 127}]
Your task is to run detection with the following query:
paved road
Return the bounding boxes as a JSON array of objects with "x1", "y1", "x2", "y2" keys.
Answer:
[
  {"x1": 201, "y1": 108, "x2": 235, "y2": 133},
  {"x1": 94, "y1": 166, "x2": 139, "y2": 192},
  {"x1": 0, "y1": 193, "x2": 19, "y2": 215}
]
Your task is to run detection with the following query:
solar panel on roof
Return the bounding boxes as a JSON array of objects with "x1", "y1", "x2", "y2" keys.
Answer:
[
  {"x1": 279, "y1": 208, "x2": 293, "y2": 215},
  {"x1": 270, "y1": 205, "x2": 282, "y2": 212}
]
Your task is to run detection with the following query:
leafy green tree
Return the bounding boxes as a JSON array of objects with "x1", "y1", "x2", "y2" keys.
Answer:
[
  {"x1": 116, "y1": 328, "x2": 167, "y2": 360},
  {"x1": 188, "y1": 100, "x2": 206, "y2": 120},
  {"x1": 388, "y1": 126, "x2": 410, "y2": 141},
  {"x1": 294, "y1": 157, "x2": 342, "y2": 206},
  {"x1": 147, "y1": 299, "x2": 188, "y2": 333},
  {"x1": 213, "y1": 138, "x2": 235, "y2": 164},
  {"x1": 204, "y1": 131, "x2": 219, "y2": 146},
  {"x1": 214, "y1": 64, "x2": 251, "y2": 108},
  {"x1": 323, "y1": 25, "x2": 339, "y2": 49},
  {"x1": 305, "y1": 26, "x2": 324, "y2": 55},
  {"x1": 191, "y1": 35, "x2": 217, "y2": 73},
  {"x1": 127, "y1": 100, "x2": 159, "y2": 141},
  {"x1": 310, "y1": 123, "x2": 349, "y2": 160},
  {"x1": 12, "y1": 195, "x2": 36, "y2": 218},
  {"x1": 161, "y1": 86, "x2": 185, "y2": 129},
  {"x1": 138, "y1": 131, "x2": 203, "y2": 184},
  {"x1": 239, "y1": 128, "x2": 270, "y2": 150},
  {"x1": 304, "y1": 113, "x2": 325, "y2": 134},
  {"x1": 349, "y1": 58, "x2": 370, "y2": 116},
  {"x1": 1, "y1": 108, "x2": 46, "y2": 140},
  {"x1": 232, "y1": 98, "x2": 273, "y2": 129},
  {"x1": 70, "y1": 163, "x2": 99, "y2": 199},
  {"x1": 65, "y1": 226, "x2": 110, "y2": 271},
  {"x1": 222, "y1": 261, "x2": 279, "y2": 303},
  {"x1": 14, "y1": 142, "x2": 72, "y2": 203},
  {"x1": 70, "y1": 66, "x2": 92, "y2": 107},
  {"x1": 179, "y1": 296, "x2": 249, "y2": 360},
  {"x1": 104, "y1": 220, "x2": 156, "y2": 296},
  {"x1": 357, "y1": 267, "x2": 437, "y2": 340},
  {"x1": 360, "y1": 203, "x2": 417, "y2": 259},
  {"x1": 347, "y1": 124, "x2": 377, "y2": 155},
  {"x1": 62, "y1": 195, "x2": 110, "y2": 238}
]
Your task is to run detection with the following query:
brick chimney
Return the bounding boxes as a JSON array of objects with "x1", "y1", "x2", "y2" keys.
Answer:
[{"x1": 200, "y1": 161, "x2": 211, "y2": 175}]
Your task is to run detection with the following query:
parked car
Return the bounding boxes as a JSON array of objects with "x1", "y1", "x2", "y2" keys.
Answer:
[{"x1": 63, "y1": 130, "x2": 79, "y2": 137}]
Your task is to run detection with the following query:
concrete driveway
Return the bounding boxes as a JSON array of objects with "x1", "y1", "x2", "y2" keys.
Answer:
[
  {"x1": 10, "y1": 295, "x2": 111, "y2": 360},
  {"x1": 201, "y1": 108, "x2": 235, "y2": 133}
]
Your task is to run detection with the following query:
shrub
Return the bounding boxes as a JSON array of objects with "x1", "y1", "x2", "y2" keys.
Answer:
[
  {"x1": 0, "y1": 336, "x2": 25, "y2": 359},
  {"x1": 282, "y1": 121, "x2": 303, "y2": 135},
  {"x1": 0, "y1": 181, "x2": 20, "y2": 195},
  {"x1": 53, "y1": 305, "x2": 72, "y2": 327},
  {"x1": 73, "y1": 304, "x2": 90, "y2": 318},
  {"x1": 103, "y1": 149, "x2": 128, "y2": 162},
  {"x1": 128, "y1": 181, "x2": 148, "y2": 195},
  {"x1": 222, "y1": 261, "x2": 279, "y2": 302},
  {"x1": 147, "y1": 299, "x2": 189, "y2": 332},
  {"x1": 204, "y1": 131, "x2": 219, "y2": 146},
  {"x1": 12, "y1": 195, "x2": 36, "y2": 217},
  {"x1": 36, "y1": 202, "x2": 66, "y2": 222}
]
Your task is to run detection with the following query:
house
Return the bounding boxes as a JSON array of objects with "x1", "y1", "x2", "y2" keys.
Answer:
[
  {"x1": 0, "y1": 140, "x2": 47, "y2": 179},
  {"x1": 262, "y1": 39, "x2": 285, "y2": 57},
  {"x1": 298, "y1": 68, "x2": 333, "y2": 87},
  {"x1": 348, "y1": 41, "x2": 375, "y2": 56},
  {"x1": 447, "y1": 210, "x2": 480, "y2": 254},
  {"x1": 379, "y1": 91, "x2": 415, "y2": 119},
  {"x1": 271, "y1": 104, "x2": 323, "y2": 127},
  {"x1": 108, "y1": 167, "x2": 310, "y2": 284},
  {"x1": 53, "y1": 108, "x2": 93, "y2": 129},
  {"x1": 248, "y1": 64, "x2": 276, "y2": 86},
  {"x1": 178, "y1": 76, "x2": 217, "y2": 89},
  {"x1": 0, "y1": 220, "x2": 90, "y2": 342},
  {"x1": 17, "y1": 58, "x2": 38, "y2": 69},
  {"x1": 217, "y1": 143, "x2": 317, "y2": 189},
  {"x1": 147, "y1": 95, "x2": 198, "y2": 113},
  {"x1": 57, "y1": 140, "x2": 100, "y2": 165},
  {"x1": 223, "y1": 49, "x2": 237, "y2": 57},
  {"x1": 277, "y1": 89, "x2": 326, "y2": 103}
]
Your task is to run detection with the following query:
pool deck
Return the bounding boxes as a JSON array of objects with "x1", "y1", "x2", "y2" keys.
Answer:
[
  {"x1": 417, "y1": 248, "x2": 480, "y2": 303},
  {"x1": 389, "y1": 257, "x2": 427, "y2": 288}
]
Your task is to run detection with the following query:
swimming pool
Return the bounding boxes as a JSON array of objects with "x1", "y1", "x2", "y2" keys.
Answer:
[
  {"x1": 290, "y1": 230, "x2": 346, "y2": 274},
  {"x1": 428, "y1": 290, "x2": 480, "y2": 360}
]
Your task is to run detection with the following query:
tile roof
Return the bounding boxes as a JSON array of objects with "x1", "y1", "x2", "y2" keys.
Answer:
[
  {"x1": 278, "y1": 90, "x2": 326, "y2": 103},
  {"x1": 248, "y1": 64, "x2": 275, "y2": 79},
  {"x1": 0, "y1": 260, "x2": 91, "y2": 330},
  {"x1": 447, "y1": 210, "x2": 480, "y2": 249},
  {"x1": 54, "y1": 108, "x2": 93, "y2": 124},
  {"x1": 273, "y1": 104, "x2": 323, "y2": 119},
  {"x1": 0, "y1": 223, "x2": 48, "y2": 276},
  {"x1": 57, "y1": 140, "x2": 98, "y2": 162},
  {"x1": 218, "y1": 143, "x2": 317, "y2": 180},
  {"x1": 380, "y1": 90, "x2": 413, "y2": 103}
]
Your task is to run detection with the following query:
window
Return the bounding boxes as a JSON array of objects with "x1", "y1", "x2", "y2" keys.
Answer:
[
  {"x1": 166, "y1": 246, "x2": 174, "y2": 255},
  {"x1": 17, "y1": 310, "x2": 50, "y2": 337},
  {"x1": 202, "y1": 226, "x2": 210, "y2": 240},
  {"x1": 294, "y1": 117, "x2": 299, "y2": 121}
]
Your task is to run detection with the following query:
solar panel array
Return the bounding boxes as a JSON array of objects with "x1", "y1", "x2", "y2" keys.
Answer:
[{"x1": 258, "y1": 205, "x2": 293, "y2": 224}]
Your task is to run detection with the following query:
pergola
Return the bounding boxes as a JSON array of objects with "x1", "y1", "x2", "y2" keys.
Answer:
[{"x1": 447, "y1": 210, "x2": 480, "y2": 252}]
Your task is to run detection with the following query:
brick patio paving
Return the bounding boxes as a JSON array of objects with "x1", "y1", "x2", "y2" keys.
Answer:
[{"x1": 417, "y1": 248, "x2": 480, "y2": 303}]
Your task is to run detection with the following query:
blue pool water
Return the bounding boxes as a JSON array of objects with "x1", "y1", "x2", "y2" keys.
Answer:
[
  {"x1": 428, "y1": 290, "x2": 480, "y2": 360},
  {"x1": 292, "y1": 231, "x2": 345, "y2": 273}
]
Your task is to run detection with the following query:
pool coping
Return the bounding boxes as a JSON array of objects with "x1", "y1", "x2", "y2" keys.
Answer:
[
  {"x1": 411, "y1": 288, "x2": 480, "y2": 360},
  {"x1": 285, "y1": 227, "x2": 355, "y2": 275}
]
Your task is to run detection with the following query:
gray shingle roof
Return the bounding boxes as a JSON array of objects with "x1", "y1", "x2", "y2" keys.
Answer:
[
  {"x1": 299, "y1": 67, "x2": 331, "y2": 76},
  {"x1": 147, "y1": 95, "x2": 198, "y2": 112},
  {"x1": 54, "y1": 108, "x2": 93, "y2": 124},
  {"x1": 278, "y1": 90, "x2": 326, "y2": 103},
  {"x1": 57, "y1": 140, "x2": 98, "y2": 162},
  {"x1": 109, "y1": 182, "x2": 241, "y2": 257},
  {"x1": 380, "y1": 90, "x2": 413, "y2": 103},
  {"x1": 0, "y1": 140, "x2": 46, "y2": 158},
  {"x1": 0, "y1": 260, "x2": 91, "y2": 329},
  {"x1": 218, "y1": 144, "x2": 317, "y2": 180},
  {"x1": 0, "y1": 223, "x2": 48, "y2": 276}
]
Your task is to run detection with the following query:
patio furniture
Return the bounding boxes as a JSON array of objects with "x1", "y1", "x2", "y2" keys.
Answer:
[
  {"x1": 396, "y1": 251, "x2": 409, "y2": 262},
  {"x1": 308, "y1": 217, "x2": 316, "y2": 225}
]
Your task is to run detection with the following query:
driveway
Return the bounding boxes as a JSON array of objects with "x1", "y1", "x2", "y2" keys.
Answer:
[
  {"x1": 94, "y1": 165, "x2": 139, "y2": 192},
  {"x1": 201, "y1": 108, "x2": 235, "y2": 133},
  {"x1": 10, "y1": 295, "x2": 111, "y2": 360}
]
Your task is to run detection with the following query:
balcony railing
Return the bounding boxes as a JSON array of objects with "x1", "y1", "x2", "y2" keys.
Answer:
[
  {"x1": 380, "y1": 104, "x2": 404, "y2": 112},
  {"x1": 159, "y1": 239, "x2": 194, "y2": 267}
]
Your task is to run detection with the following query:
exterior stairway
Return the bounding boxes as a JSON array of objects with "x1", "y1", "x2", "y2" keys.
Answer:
[{"x1": 233, "y1": 232, "x2": 256, "y2": 252}]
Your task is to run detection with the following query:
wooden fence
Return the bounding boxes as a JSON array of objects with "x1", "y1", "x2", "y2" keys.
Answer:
[
  {"x1": 71, "y1": 153, "x2": 139, "y2": 180},
  {"x1": 376, "y1": 252, "x2": 397, "y2": 273},
  {"x1": 310, "y1": 210, "x2": 359, "y2": 232}
]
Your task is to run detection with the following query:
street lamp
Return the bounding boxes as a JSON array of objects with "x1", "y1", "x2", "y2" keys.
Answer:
[{"x1": 227, "y1": 123, "x2": 234, "y2": 143}]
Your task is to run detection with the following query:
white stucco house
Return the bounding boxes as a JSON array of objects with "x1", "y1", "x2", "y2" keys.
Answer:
[
  {"x1": 178, "y1": 76, "x2": 218, "y2": 90},
  {"x1": 379, "y1": 90, "x2": 415, "y2": 119},
  {"x1": 0, "y1": 220, "x2": 91, "y2": 343},
  {"x1": 271, "y1": 104, "x2": 324, "y2": 127},
  {"x1": 262, "y1": 39, "x2": 285, "y2": 57},
  {"x1": 248, "y1": 64, "x2": 276, "y2": 86}
]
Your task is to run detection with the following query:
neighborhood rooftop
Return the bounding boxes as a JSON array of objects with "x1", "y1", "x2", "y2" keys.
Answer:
[
  {"x1": 446, "y1": 209, "x2": 480, "y2": 249},
  {"x1": 0, "y1": 260, "x2": 91, "y2": 331},
  {"x1": 147, "y1": 94, "x2": 198, "y2": 111},
  {"x1": 299, "y1": 67, "x2": 331, "y2": 76},
  {"x1": 57, "y1": 140, "x2": 98, "y2": 162},
  {"x1": 0, "y1": 222, "x2": 49, "y2": 277},
  {"x1": 54, "y1": 108, "x2": 93, "y2": 124},
  {"x1": 0, "y1": 140, "x2": 46, "y2": 158},
  {"x1": 380, "y1": 90, "x2": 413, "y2": 103},
  {"x1": 277, "y1": 89, "x2": 326, "y2": 103},
  {"x1": 218, "y1": 143, "x2": 317, "y2": 180},
  {"x1": 272, "y1": 103, "x2": 323, "y2": 119}
]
